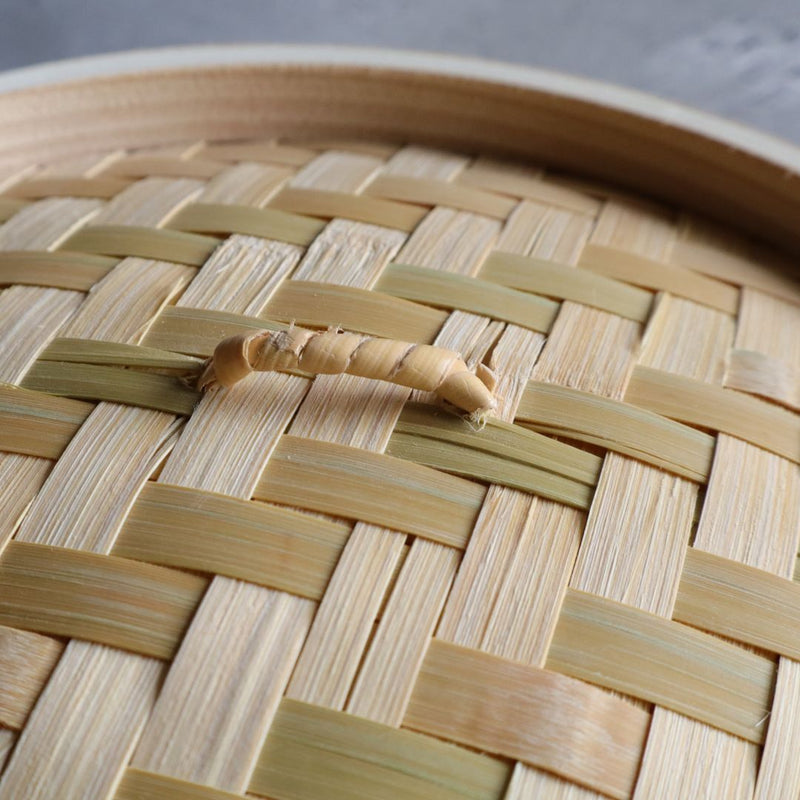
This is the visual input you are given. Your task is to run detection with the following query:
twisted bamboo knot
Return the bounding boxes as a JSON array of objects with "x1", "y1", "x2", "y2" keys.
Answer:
[{"x1": 199, "y1": 326, "x2": 499, "y2": 426}]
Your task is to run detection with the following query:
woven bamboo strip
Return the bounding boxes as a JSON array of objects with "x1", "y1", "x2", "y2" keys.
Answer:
[
  {"x1": 114, "y1": 482, "x2": 349, "y2": 600},
  {"x1": 547, "y1": 588, "x2": 774, "y2": 742},
  {"x1": 116, "y1": 769, "x2": 246, "y2": 800},
  {"x1": 290, "y1": 149, "x2": 385, "y2": 191},
  {"x1": 263, "y1": 279, "x2": 447, "y2": 343},
  {"x1": 365, "y1": 174, "x2": 516, "y2": 219},
  {"x1": 0, "y1": 732, "x2": 13, "y2": 773},
  {"x1": 0, "y1": 642, "x2": 163, "y2": 800},
  {"x1": 480, "y1": 250, "x2": 653, "y2": 322},
  {"x1": 102, "y1": 155, "x2": 227, "y2": 180},
  {"x1": 301, "y1": 139, "x2": 400, "y2": 159},
  {"x1": 0, "y1": 541, "x2": 206, "y2": 658},
  {"x1": 405, "y1": 639, "x2": 649, "y2": 800},
  {"x1": 376, "y1": 262, "x2": 558, "y2": 332},
  {"x1": 382, "y1": 145, "x2": 467, "y2": 180},
  {"x1": 89, "y1": 177, "x2": 202, "y2": 227},
  {"x1": 625, "y1": 365, "x2": 800, "y2": 463},
  {"x1": 673, "y1": 217, "x2": 800, "y2": 303},
  {"x1": 200, "y1": 140, "x2": 318, "y2": 166},
  {"x1": 3, "y1": 176, "x2": 132, "y2": 200},
  {"x1": 675, "y1": 548, "x2": 800, "y2": 658},
  {"x1": 196, "y1": 162, "x2": 290, "y2": 207},
  {"x1": 0, "y1": 197, "x2": 102, "y2": 250},
  {"x1": 250, "y1": 697, "x2": 510, "y2": 800},
  {"x1": 0, "y1": 626, "x2": 63, "y2": 729},
  {"x1": 0, "y1": 251, "x2": 117, "y2": 291},
  {"x1": 725, "y1": 350, "x2": 800, "y2": 411},
  {"x1": 0, "y1": 383, "x2": 92, "y2": 459},
  {"x1": 0, "y1": 455, "x2": 50, "y2": 549},
  {"x1": 40, "y1": 338, "x2": 203, "y2": 371},
  {"x1": 578, "y1": 243, "x2": 739, "y2": 314},
  {"x1": 166, "y1": 202, "x2": 325, "y2": 245},
  {"x1": 59, "y1": 224, "x2": 220, "y2": 265},
  {"x1": 0, "y1": 197, "x2": 28, "y2": 222},
  {"x1": 517, "y1": 381, "x2": 715, "y2": 482}
]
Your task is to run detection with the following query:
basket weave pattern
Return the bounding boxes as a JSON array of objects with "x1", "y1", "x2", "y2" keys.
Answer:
[{"x1": 1, "y1": 137, "x2": 800, "y2": 800}]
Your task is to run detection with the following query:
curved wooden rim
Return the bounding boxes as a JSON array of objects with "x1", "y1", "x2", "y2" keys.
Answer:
[{"x1": 1, "y1": 45, "x2": 799, "y2": 255}]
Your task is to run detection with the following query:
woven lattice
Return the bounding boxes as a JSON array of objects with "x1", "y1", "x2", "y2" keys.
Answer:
[{"x1": 1, "y1": 130, "x2": 800, "y2": 800}]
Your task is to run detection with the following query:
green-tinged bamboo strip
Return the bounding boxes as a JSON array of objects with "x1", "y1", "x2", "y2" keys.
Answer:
[
  {"x1": 165, "y1": 202, "x2": 325, "y2": 247},
  {"x1": 21, "y1": 361, "x2": 200, "y2": 415},
  {"x1": 578, "y1": 243, "x2": 740, "y2": 315},
  {"x1": 114, "y1": 482, "x2": 350, "y2": 601},
  {"x1": 3, "y1": 176, "x2": 132, "y2": 200},
  {"x1": 517, "y1": 381, "x2": 715, "y2": 482},
  {"x1": 387, "y1": 404, "x2": 598, "y2": 508},
  {"x1": 376, "y1": 262, "x2": 559, "y2": 333},
  {"x1": 0, "y1": 250, "x2": 118, "y2": 291},
  {"x1": 480, "y1": 250, "x2": 653, "y2": 322},
  {"x1": 625, "y1": 365, "x2": 800, "y2": 464},
  {"x1": 724, "y1": 348, "x2": 800, "y2": 412},
  {"x1": 0, "y1": 382, "x2": 92, "y2": 459},
  {"x1": 200, "y1": 141, "x2": 318, "y2": 166},
  {"x1": 0, "y1": 541, "x2": 207, "y2": 659},
  {"x1": 269, "y1": 187, "x2": 427, "y2": 232},
  {"x1": 249, "y1": 697, "x2": 510, "y2": 800},
  {"x1": 675, "y1": 547, "x2": 800, "y2": 661},
  {"x1": 141, "y1": 306, "x2": 285, "y2": 357},
  {"x1": 255, "y1": 435, "x2": 486, "y2": 549},
  {"x1": 0, "y1": 625, "x2": 64, "y2": 729},
  {"x1": 547, "y1": 588, "x2": 775, "y2": 743},
  {"x1": 40, "y1": 338, "x2": 204, "y2": 372},
  {"x1": 59, "y1": 224, "x2": 221, "y2": 266},
  {"x1": 116, "y1": 769, "x2": 246, "y2": 800},
  {"x1": 0, "y1": 197, "x2": 30, "y2": 222},
  {"x1": 404, "y1": 639, "x2": 649, "y2": 800},
  {"x1": 365, "y1": 174, "x2": 516, "y2": 219},
  {"x1": 263, "y1": 279, "x2": 447, "y2": 344},
  {"x1": 102, "y1": 155, "x2": 227, "y2": 180}
]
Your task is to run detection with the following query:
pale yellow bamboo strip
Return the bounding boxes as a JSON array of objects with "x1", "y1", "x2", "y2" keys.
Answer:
[
  {"x1": 404, "y1": 639, "x2": 650, "y2": 800},
  {"x1": 200, "y1": 141, "x2": 318, "y2": 167},
  {"x1": 36, "y1": 149, "x2": 123, "y2": 178},
  {"x1": 459, "y1": 158, "x2": 601, "y2": 216},
  {"x1": 0, "y1": 455, "x2": 50, "y2": 549},
  {"x1": 0, "y1": 641, "x2": 163, "y2": 800},
  {"x1": 394, "y1": 207, "x2": 500, "y2": 275},
  {"x1": 517, "y1": 381, "x2": 715, "y2": 482},
  {"x1": 376, "y1": 262, "x2": 558, "y2": 332},
  {"x1": 590, "y1": 197, "x2": 677, "y2": 259},
  {"x1": 0, "y1": 626, "x2": 63, "y2": 729},
  {"x1": 0, "y1": 383, "x2": 92, "y2": 459},
  {"x1": 0, "y1": 198, "x2": 28, "y2": 222},
  {"x1": 250, "y1": 697, "x2": 511, "y2": 800},
  {"x1": 177, "y1": 235, "x2": 303, "y2": 314},
  {"x1": 382, "y1": 145, "x2": 467, "y2": 180},
  {"x1": 142, "y1": 306, "x2": 284, "y2": 357},
  {"x1": 116, "y1": 769, "x2": 246, "y2": 800},
  {"x1": 0, "y1": 541, "x2": 206, "y2": 659},
  {"x1": 197, "y1": 162, "x2": 291, "y2": 206},
  {"x1": 0, "y1": 731, "x2": 13, "y2": 773},
  {"x1": 503, "y1": 767, "x2": 606, "y2": 800},
  {"x1": 298, "y1": 139, "x2": 400, "y2": 159},
  {"x1": 480, "y1": 250, "x2": 653, "y2": 322},
  {"x1": 673, "y1": 216, "x2": 800, "y2": 303},
  {"x1": 675, "y1": 548, "x2": 800, "y2": 659},
  {"x1": 288, "y1": 149, "x2": 384, "y2": 192},
  {"x1": 0, "y1": 251, "x2": 117, "y2": 291},
  {"x1": 102, "y1": 155, "x2": 227, "y2": 180},
  {"x1": 114, "y1": 482, "x2": 348, "y2": 600},
  {"x1": 0, "y1": 287, "x2": 83, "y2": 383},
  {"x1": 547, "y1": 588, "x2": 774, "y2": 742},
  {"x1": 90, "y1": 176, "x2": 202, "y2": 227},
  {"x1": 255, "y1": 435, "x2": 485, "y2": 547},
  {"x1": 40, "y1": 338, "x2": 202, "y2": 371},
  {"x1": 0, "y1": 197, "x2": 102, "y2": 250},
  {"x1": 734, "y1": 287, "x2": 800, "y2": 364},
  {"x1": 59, "y1": 224, "x2": 221, "y2": 266},
  {"x1": 725, "y1": 349, "x2": 800, "y2": 411},
  {"x1": 365, "y1": 174, "x2": 516, "y2": 219},
  {"x1": 625, "y1": 365, "x2": 800, "y2": 463},
  {"x1": 346, "y1": 539, "x2": 459, "y2": 724},
  {"x1": 578, "y1": 242, "x2": 740, "y2": 314},
  {"x1": 165, "y1": 202, "x2": 325, "y2": 246},
  {"x1": 263, "y1": 279, "x2": 446, "y2": 343},
  {"x1": 131, "y1": 581, "x2": 314, "y2": 792},
  {"x1": 269, "y1": 187, "x2": 426, "y2": 232},
  {"x1": 3, "y1": 176, "x2": 132, "y2": 200}
]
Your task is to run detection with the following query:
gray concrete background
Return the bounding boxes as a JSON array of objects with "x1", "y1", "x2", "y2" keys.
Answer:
[{"x1": 3, "y1": 1, "x2": 800, "y2": 143}]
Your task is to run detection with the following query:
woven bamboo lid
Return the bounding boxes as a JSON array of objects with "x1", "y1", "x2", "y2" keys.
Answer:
[{"x1": 1, "y1": 48, "x2": 800, "y2": 800}]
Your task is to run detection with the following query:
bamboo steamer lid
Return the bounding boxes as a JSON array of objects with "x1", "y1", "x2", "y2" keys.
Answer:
[{"x1": 1, "y1": 47, "x2": 800, "y2": 800}]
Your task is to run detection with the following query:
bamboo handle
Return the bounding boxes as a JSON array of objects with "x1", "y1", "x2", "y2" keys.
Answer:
[{"x1": 198, "y1": 326, "x2": 498, "y2": 425}]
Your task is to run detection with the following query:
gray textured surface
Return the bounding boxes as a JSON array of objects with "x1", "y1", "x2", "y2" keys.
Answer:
[{"x1": 3, "y1": 1, "x2": 800, "y2": 143}]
